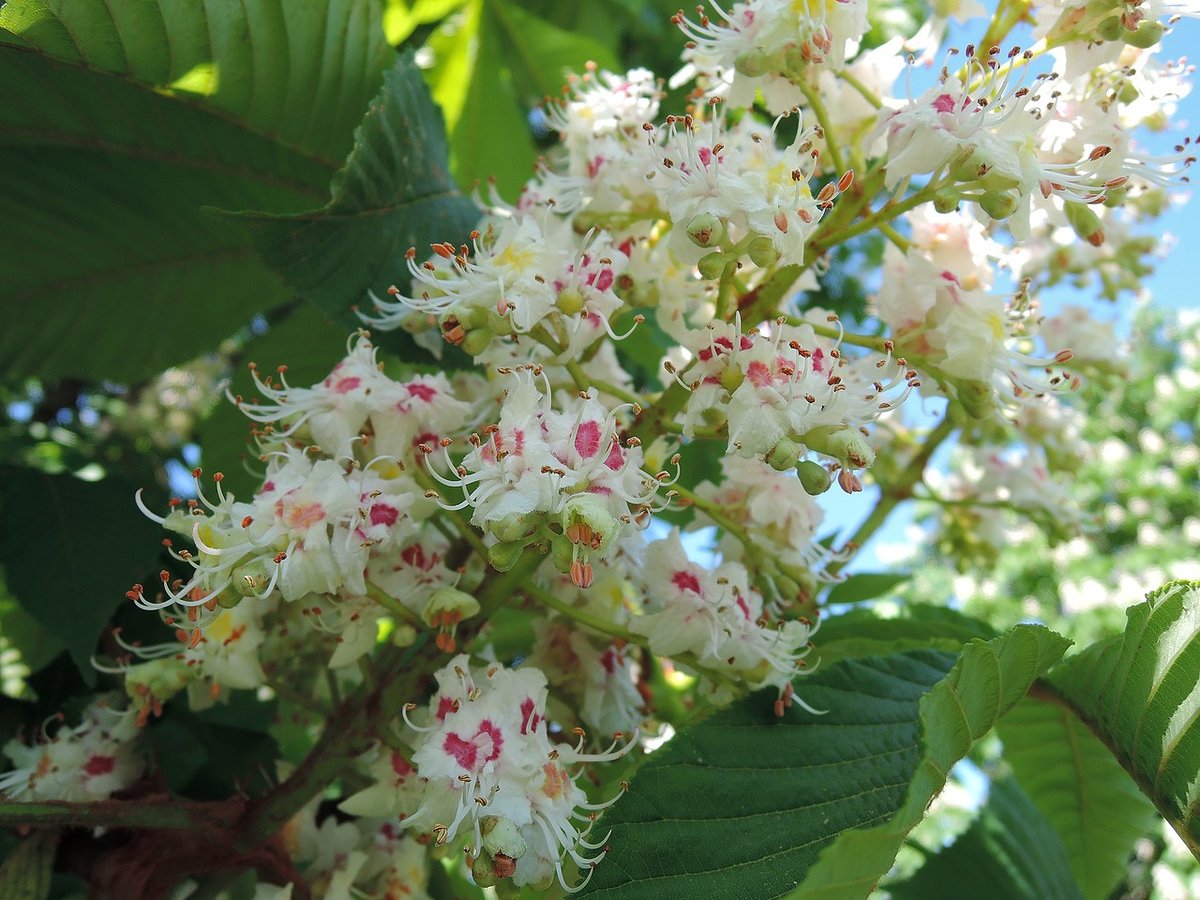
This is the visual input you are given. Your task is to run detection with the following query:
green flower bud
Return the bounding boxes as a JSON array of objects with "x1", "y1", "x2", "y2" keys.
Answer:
[
  {"x1": 957, "y1": 379, "x2": 994, "y2": 419},
  {"x1": 933, "y1": 187, "x2": 961, "y2": 214},
  {"x1": 1125, "y1": 18, "x2": 1164, "y2": 47},
  {"x1": 216, "y1": 588, "x2": 243, "y2": 610},
  {"x1": 1097, "y1": 14, "x2": 1124, "y2": 40},
  {"x1": 1064, "y1": 201, "x2": 1104, "y2": 247},
  {"x1": 462, "y1": 328, "x2": 493, "y2": 356},
  {"x1": 978, "y1": 189, "x2": 1019, "y2": 220},
  {"x1": 471, "y1": 854, "x2": 499, "y2": 888},
  {"x1": 697, "y1": 250, "x2": 728, "y2": 280},
  {"x1": 801, "y1": 425, "x2": 876, "y2": 469},
  {"x1": 390, "y1": 624, "x2": 417, "y2": 647},
  {"x1": 557, "y1": 287, "x2": 586, "y2": 316},
  {"x1": 487, "y1": 539, "x2": 525, "y2": 572},
  {"x1": 560, "y1": 493, "x2": 619, "y2": 559},
  {"x1": 232, "y1": 559, "x2": 274, "y2": 598},
  {"x1": 747, "y1": 235, "x2": 782, "y2": 268},
  {"x1": 719, "y1": 365, "x2": 745, "y2": 394},
  {"x1": 421, "y1": 587, "x2": 480, "y2": 629},
  {"x1": 481, "y1": 816, "x2": 528, "y2": 861},
  {"x1": 686, "y1": 212, "x2": 725, "y2": 248},
  {"x1": 550, "y1": 531, "x2": 574, "y2": 576},
  {"x1": 124, "y1": 657, "x2": 194, "y2": 718},
  {"x1": 766, "y1": 438, "x2": 801, "y2": 472},
  {"x1": 796, "y1": 459, "x2": 833, "y2": 495}
]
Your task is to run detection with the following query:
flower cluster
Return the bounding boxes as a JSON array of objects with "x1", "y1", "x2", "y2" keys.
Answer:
[
  {"x1": 342, "y1": 655, "x2": 633, "y2": 892},
  {"x1": 83, "y1": 0, "x2": 1198, "y2": 895},
  {"x1": 0, "y1": 699, "x2": 142, "y2": 802}
]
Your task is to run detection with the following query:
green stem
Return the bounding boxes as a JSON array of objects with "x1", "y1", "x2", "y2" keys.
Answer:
[
  {"x1": 566, "y1": 360, "x2": 645, "y2": 407},
  {"x1": 797, "y1": 81, "x2": 845, "y2": 175},
  {"x1": 0, "y1": 799, "x2": 225, "y2": 831},
  {"x1": 365, "y1": 581, "x2": 424, "y2": 630}
]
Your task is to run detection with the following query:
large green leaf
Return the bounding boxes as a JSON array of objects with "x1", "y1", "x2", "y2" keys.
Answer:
[
  {"x1": 0, "y1": 0, "x2": 393, "y2": 383},
  {"x1": 997, "y1": 697, "x2": 1158, "y2": 900},
  {"x1": 235, "y1": 53, "x2": 483, "y2": 356},
  {"x1": 582, "y1": 626, "x2": 1068, "y2": 899},
  {"x1": 0, "y1": 467, "x2": 162, "y2": 682},
  {"x1": 791, "y1": 625, "x2": 1069, "y2": 899},
  {"x1": 888, "y1": 777, "x2": 1084, "y2": 900},
  {"x1": 1046, "y1": 579, "x2": 1200, "y2": 859},
  {"x1": 814, "y1": 604, "x2": 995, "y2": 666}
]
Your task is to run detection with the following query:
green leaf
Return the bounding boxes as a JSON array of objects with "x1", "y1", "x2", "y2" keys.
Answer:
[
  {"x1": 888, "y1": 777, "x2": 1084, "y2": 900},
  {"x1": 0, "y1": 829, "x2": 58, "y2": 900},
  {"x1": 792, "y1": 625, "x2": 1069, "y2": 899},
  {"x1": 815, "y1": 605, "x2": 995, "y2": 667},
  {"x1": 0, "y1": 0, "x2": 393, "y2": 383},
  {"x1": 424, "y1": 0, "x2": 619, "y2": 196},
  {"x1": 1046, "y1": 579, "x2": 1200, "y2": 859},
  {"x1": 235, "y1": 53, "x2": 483, "y2": 358},
  {"x1": 824, "y1": 572, "x2": 911, "y2": 606},
  {"x1": 0, "y1": 468, "x2": 161, "y2": 683},
  {"x1": 997, "y1": 697, "x2": 1158, "y2": 900},
  {"x1": 582, "y1": 626, "x2": 1068, "y2": 899},
  {"x1": 0, "y1": 582, "x2": 65, "y2": 675}
]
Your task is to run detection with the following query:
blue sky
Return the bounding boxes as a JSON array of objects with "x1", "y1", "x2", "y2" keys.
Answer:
[{"x1": 826, "y1": 17, "x2": 1200, "y2": 574}]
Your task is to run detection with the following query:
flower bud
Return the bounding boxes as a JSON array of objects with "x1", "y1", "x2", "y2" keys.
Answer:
[
  {"x1": 421, "y1": 587, "x2": 480, "y2": 629},
  {"x1": 557, "y1": 287, "x2": 586, "y2": 316},
  {"x1": 481, "y1": 815, "x2": 528, "y2": 861},
  {"x1": 719, "y1": 365, "x2": 745, "y2": 394},
  {"x1": 957, "y1": 379, "x2": 994, "y2": 419},
  {"x1": 686, "y1": 212, "x2": 725, "y2": 248},
  {"x1": 1097, "y1": 14, "x2": 1124, "y2": 40},
  {"x1": 1064, "y1": 201, "x2": 1104, "y2": 247},
  {"x1": 391, "y1": 624, "x2": 417, "y2": 646},
  {"x1": 560, "y1": 493, "x2": 619, "y2": 558},
  {"x1": 796, "y1": 459, "x2": 833, "y2": 495},
  {"x1": 933, "y1": 187, "x2": 961, "y2": 214},
  {"x1": 766, "y1": 438, "x2": 800, "y2": 471},
  {"x1": 802, "y1": 425, "x2": 875, "y2": 469},
  {"x1": 124, "y1": 657, "x2": 194, "y2": 724},
  {"x1": 471, "y1": 853, "x2": 499, "y2": 888},
  {"x1": 697, "y1": 250, "x2": 728, "y2": 280},
  {"x1": 487, "y1": 539, "x2": 526, "y2": 572},
  {"x1": 978, "y1": 190, "x2": 1018, "y2": 220},
  {"x1": 747, "y1": 235, "x2": 782, "y2": 268},
  {"x1": 462, "y1": 328, "x2": 493, "y2": 356},
  {"x1": 232, "y1": 559, "x2": 274, "y2": 598}
]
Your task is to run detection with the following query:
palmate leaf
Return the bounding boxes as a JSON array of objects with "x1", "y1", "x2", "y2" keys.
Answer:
[
  {"x1": 997, "y1": 697, "x2": 1158, "y2": 900},
  {"x1": 0, "y1": 0, "x2": 393, "y2": 384},
  {"x1": 887, "y1": 777, "x2": 1083, "y2": 900},
  {"x1": 581, "y1": 625, "x2": 1068, "y2": 899},
  {"x1": 234, "y1": 53, "x2": 483, "y2": 358},
  {"x1": 1046, "y1": 580, "x2": 1200, "y2": 860}
]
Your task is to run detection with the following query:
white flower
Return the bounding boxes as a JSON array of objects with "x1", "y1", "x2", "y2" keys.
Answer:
[
  {"x1": 631, "y1": 532, "x2": 819, "y2": 703},
  {"x1": 0, "y1": 700, "x2": 143, "y2": 802},
  {"x1": 370, "y1": 656, "x2": 632, "y2": 892}
]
